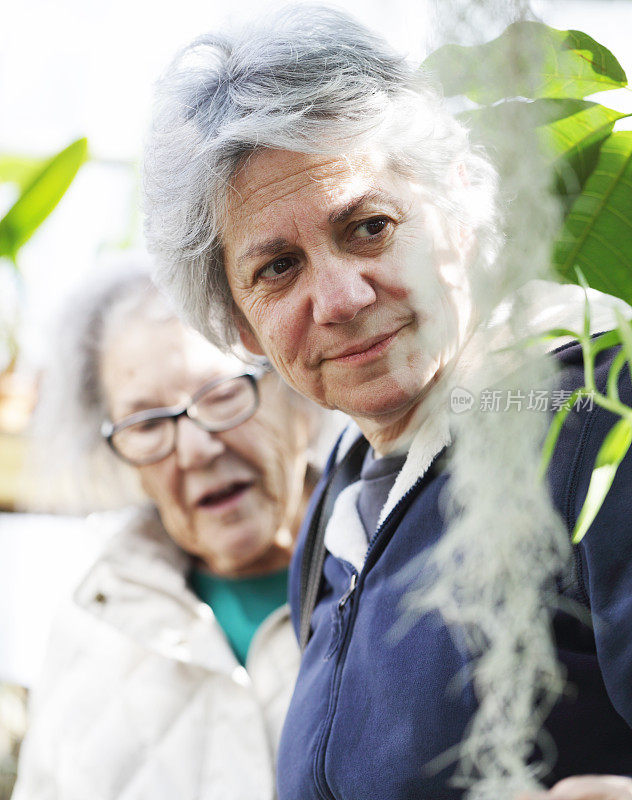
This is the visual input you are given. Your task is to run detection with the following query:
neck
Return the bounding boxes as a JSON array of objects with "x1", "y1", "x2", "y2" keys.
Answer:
[
  {"x1": 352, "y1": 330, "x2": 481, "y2": 456},
  {"x1": 196, "y1": 542, "x2": 292, "y2": 579},
  {"x1": 356, "y1": 400, "x2": 432, "y2": 457},
  {"x1": 351, "y1": 364, "x2": 454, "y2": 457}
]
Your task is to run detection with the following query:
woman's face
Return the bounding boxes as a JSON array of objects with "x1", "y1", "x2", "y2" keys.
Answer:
[
  {"x1": 222, "y1": 148, "x2": 473, "y2": 453},
  {"x1": 100, "y1": 317, "x2": 309, "y2": 576}
]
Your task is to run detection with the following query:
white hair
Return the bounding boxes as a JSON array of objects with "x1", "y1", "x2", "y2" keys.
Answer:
[
  {"x1": 143, "y1": 4, "x2": 500, "y2": 350},
  {"x1": 24, "y1": 262, "x2": 174, "y2": 513}
]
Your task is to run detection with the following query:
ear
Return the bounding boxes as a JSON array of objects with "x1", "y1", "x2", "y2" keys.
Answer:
[{"x1": 233, "y1": 307, "x2": 266, "y2": 356}]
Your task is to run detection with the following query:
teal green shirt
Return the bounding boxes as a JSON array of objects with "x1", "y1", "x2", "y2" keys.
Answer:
[{"x1": 189, "y1": 567, "x2": 289, "y2": 665}]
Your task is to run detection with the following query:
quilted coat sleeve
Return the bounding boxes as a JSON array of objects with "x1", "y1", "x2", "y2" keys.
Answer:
[{"x1": 11, "y1": 600, "x2": 140, "y2": 800}]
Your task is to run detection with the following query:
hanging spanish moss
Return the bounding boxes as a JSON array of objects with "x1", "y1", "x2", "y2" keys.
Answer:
[{"x1": 400, "y1": 2, "x2": 574, "y2": 797}]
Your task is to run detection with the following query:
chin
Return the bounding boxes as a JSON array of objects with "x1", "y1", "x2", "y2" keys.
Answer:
[
  {"x1": 201, "y1": 524, "x2": 272, "y2": 575},
  {"x1": 342, "y1": 372, "x2": 432, "y2": 421}
]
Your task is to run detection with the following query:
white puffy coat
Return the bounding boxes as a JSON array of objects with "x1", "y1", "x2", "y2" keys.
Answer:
[{"x1": 12, "y1": 508, "x2": 300, "y2": 800}]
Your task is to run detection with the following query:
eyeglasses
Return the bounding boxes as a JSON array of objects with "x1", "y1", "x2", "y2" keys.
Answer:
[{"x1": 101, "y1": 368, "x2": 267, "y2": 466}]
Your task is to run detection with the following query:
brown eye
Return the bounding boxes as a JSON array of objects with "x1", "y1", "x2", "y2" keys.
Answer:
[
  {"x1": 353, "y1": 217, "x2": 389, "y2": 239},
  {"x1": 259, "y1": 256, "x2": 298, "y2": 280}
]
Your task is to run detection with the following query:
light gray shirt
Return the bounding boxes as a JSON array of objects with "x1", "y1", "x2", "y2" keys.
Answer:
[{"x1": 356, "y1": 448, "x2": 407, "y2": 540}]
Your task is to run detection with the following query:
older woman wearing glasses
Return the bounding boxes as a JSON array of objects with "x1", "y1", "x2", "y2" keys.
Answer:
[{"x1": 12, "y1": 264, "x2": 321, "y2": 800}]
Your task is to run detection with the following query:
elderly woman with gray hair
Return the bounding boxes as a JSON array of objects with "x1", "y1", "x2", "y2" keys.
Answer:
[
  {"x1": 143, "y1": 7, "x2": 632, "y2": 800},
  {"x1": 12, "y1": 264, "x2": 322, "y2": 800}
]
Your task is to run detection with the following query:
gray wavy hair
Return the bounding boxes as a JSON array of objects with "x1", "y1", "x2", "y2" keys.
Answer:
[{"x1": 144, "y1": 4, "x2": 500, "y2": 350}]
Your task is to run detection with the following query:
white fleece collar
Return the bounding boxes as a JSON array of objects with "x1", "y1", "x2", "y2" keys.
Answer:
[
  {"x1": 323, "y1": 481, "x2": 367, "y2": 573},
  {"x1": 324, "y1": 411, "x2": 451, "y2": 571},
  {"x1": 378, "y1": 410, "x2": 451, "y2": 527}
]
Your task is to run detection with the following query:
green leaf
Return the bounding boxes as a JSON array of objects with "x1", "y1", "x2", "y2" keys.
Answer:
[
  {"x1": 538, "y1": 101, "x2": 629, "y2": 191},
  {"x1": 464, "y1": 98, "x2": 623, "y2": 147},
  {"x1": 553, "y1": 132, "x2": 632, "y2": 305},
  {"x1": 537, "y1": 101, "x2": 627, "y2": 160},
  {"x1": 539, "y1": 387, "x2": 583, "y2": 479},
  {"x1": 496, "y1": 327, "x2": 582, "y2": 357},
  {"x1": 462, "y1": 100, "x2": 627, "y2": 200},
  {"x1": 536, "y1": 326, "x2": 583, "y2": 342},
  {"x1": 591, "y1": 328, "x2": 624, "y2": 356},
  {"x1": 0, "y1": 138, "x2": 88, "y2": 260},
  {"x1": 575, "y1": 267, "x2": 591, "y2": 339},
  {"x1": 424, "y1": 22, "x2": 627, "y2": 104},
  {"x1": 573, "y1": 417, "x2": 632, "y2": 543},
  {"x1": 0, "y1": 154, "x2": 46, "y2": 188},
  {"x1": 614, "y1": 308, "x2": 632, "y2": 385},
  {"x1": 606, "y1": 348, "x2": 627, "y2": 402},
  {"x1": 606, "y1": 350, "x2": 626, "y2": 403},
  {"x1": 574, "y1": 266, "x2": 589, "y2": 292}
]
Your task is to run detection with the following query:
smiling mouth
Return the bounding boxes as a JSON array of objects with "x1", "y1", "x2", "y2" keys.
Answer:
[
  {"x1": 196, "y1": 481, "x2": 254, "y2": 510},
  {"x1": 327, "y1": 326, "x2": 406, "y2": 364}
]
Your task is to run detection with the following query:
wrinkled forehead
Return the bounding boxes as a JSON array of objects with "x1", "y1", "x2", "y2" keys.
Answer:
[
  {"x1": 224, "y1": 148, "x2": 393, "y2": 240},
  {"x1": 102, "y1": 317, "x2": 245, "y2": 402}
]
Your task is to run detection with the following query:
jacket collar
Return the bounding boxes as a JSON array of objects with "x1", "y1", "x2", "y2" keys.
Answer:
[{"x1": 74, "y1": 507, "x2": 289, "y2": 676}]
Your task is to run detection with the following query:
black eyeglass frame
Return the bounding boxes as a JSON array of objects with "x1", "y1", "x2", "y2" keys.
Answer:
[{"x1": 101, "y1": 366, "x2": 269, "y2": 466}]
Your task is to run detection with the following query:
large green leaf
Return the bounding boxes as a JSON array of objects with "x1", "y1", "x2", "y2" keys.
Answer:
[
  {"x1": 538, "y1": 100, "x2": 629, "y2": 189},
  {"x1": 424, "y1": 22, "x2": 627, "y2": 104},
  {"x1": 553, "y1": 132, "x2": 632, "y2": 303},
  {"x1": 463, "y1": 99, "x2": 626, "y2": 184},
  {"x1": 0, "y1": 138, "x2": 88, "y2": 261},
  {"x1": 573, "y1": 417, "x2": 632, "y2": 543}
]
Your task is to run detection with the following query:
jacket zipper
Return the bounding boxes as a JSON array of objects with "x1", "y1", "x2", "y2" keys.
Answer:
[
  {"x1": 312, "y1": 475, "x2": 426, "y2": 800},
  {"x1": 337, "y1": 573, "x2": 357, "y2": 610}
]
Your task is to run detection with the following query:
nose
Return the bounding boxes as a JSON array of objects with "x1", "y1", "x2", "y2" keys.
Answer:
[
  {"x1": 311, "y1": 257, "x2": 377, "y2": 325},
  {"x1": 175, "y1": 416, "x2": 225, "y2": 470}
]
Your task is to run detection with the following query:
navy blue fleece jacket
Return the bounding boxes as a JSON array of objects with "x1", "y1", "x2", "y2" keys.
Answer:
[{"x1": 277, "y1": 339, "x2": 632, "y2": 800}]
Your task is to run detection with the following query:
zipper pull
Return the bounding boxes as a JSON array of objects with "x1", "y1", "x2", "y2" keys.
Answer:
[{"x1": 338, "y1": 572, "x2": 357, "y2": 610}]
